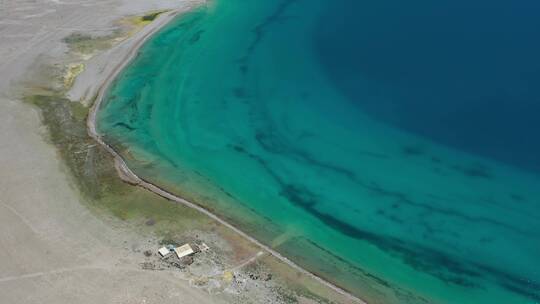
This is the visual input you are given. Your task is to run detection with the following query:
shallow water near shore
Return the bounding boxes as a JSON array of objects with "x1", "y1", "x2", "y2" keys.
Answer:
[{"x1": 98, "y1": 0, "x2": 540, "y2": 303}]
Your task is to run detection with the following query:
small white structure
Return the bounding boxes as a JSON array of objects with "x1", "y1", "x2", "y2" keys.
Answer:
[
  {"x1": 158, "y1": 246, "x2": 170, "y2": 257},
  {"x1": 174, "y1": 244, "x2": 194, "y2": 259},
  {"x1": 199, "y1": 242, "x2": 210, "y2": 252}
]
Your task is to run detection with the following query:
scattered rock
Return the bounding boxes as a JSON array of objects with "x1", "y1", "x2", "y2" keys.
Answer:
[
  {"x1": 167, "y1": 260, "x2": 184, "y2": 269},
  {"x1": 140, "y1": 262, "x2": 156, "y2": 270},
  {"x1": 145, "y1": 218, "x2": 155, "y2": 226},
  {"x1": 181, "y1": 255, "x2": 194, "y2": 266}
]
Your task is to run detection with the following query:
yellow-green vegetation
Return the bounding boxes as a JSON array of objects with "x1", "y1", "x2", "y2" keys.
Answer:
[
  {"x1": 24, "y1": 89, "x2": 212, "y2": 237},
  {"x1": 63, "y1": 63, "x2": 85, "y2": 88}
]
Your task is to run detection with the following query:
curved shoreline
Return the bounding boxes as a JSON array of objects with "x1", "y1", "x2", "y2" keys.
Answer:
[{"x1": 86, "y1": 7, "x2": 366, "y2": 304}]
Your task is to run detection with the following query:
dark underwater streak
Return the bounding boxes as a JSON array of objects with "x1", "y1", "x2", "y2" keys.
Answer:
[
  {"x1": 282, "y1": 184, "x2": 540, "y2": 300},
  {"x1": 237, "y1": 0, "x2": 298, "y2": 69},
  {"x1": 231, "y1": 143, "x2": 539, "y2": 300},
  {"x1": 251, "y1": 112, "x2": 535, "y2": 238},
  {"x1": 234, "y1": 75, "x2": 536, "y2": 240}
]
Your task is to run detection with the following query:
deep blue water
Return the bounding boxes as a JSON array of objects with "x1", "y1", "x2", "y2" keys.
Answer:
[{"x1": 317, "y1": 0, "x2": 540, "y2": 172}]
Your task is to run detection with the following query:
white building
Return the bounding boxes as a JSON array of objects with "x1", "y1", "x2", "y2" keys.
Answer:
[
  {"x1": 158, "y1": 247, "x2": 170, "y2": 257},
  {"x1": 174, "y1": 244, "x2": 194, "y2": 259}
]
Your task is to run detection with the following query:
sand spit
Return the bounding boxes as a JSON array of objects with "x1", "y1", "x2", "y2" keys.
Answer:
[{"x1": 1, "y1": 0, "x2": 360, "y2": 303}]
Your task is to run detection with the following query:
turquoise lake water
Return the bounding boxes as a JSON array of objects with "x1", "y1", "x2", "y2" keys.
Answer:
[{"x1": 97, "y1": 0, "x2": 540, "y2": 303}]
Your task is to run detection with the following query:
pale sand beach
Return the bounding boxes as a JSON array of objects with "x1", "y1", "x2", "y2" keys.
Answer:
[{"x1": 0, "y1": 1, "x2": 357, "y2": 303}]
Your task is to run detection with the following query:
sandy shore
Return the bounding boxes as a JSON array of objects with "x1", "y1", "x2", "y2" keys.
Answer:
[{"x1": 0, "y1": 1, "x2": 361, "y2": 303}]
